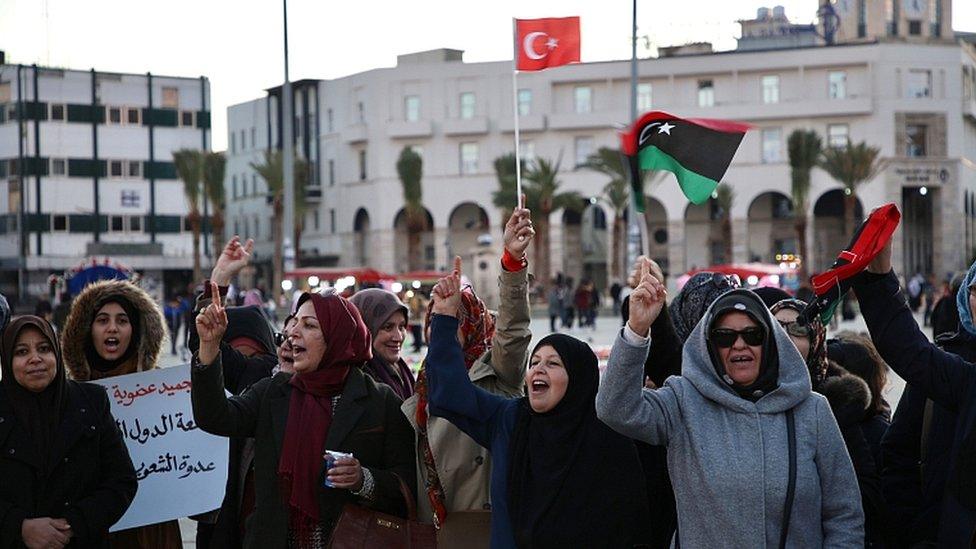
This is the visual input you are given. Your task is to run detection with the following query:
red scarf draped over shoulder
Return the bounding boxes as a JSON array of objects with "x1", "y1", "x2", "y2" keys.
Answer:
[{"x1": 277, "y1": 292, "x2": 372, "y2": 538}]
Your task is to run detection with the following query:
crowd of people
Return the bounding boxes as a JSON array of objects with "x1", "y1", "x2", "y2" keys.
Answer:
[{"x1": 3, "y1": 200, "x2": 976, "y2": 547}]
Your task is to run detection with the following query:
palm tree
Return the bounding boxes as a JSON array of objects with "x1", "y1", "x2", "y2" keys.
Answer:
[
  {"x1": 584, "y1": 147, "x2": 629, "y2": 283},
  {"x1": 202, "y1": 151, "x2": 226, "y2": 265},
  {"x1": 820, "y1": 140, "x2": 882, "y2": 237},
  {"x1": 787, "y1": 130, "x2": 822, "y2": 282},
  {"x1": 251, "y1": 150, "x2": 308, "y2": 300},
  {"x1": 396, "y1": 147, "x2": 427, "y2": 271},
  {"x1": 490, "y1": 153, "x2": 526, "y2": 223},
  {"x1": 714, "y1": 183, "x2": 735, "y2": 264},
  {"x1": 174, "y1": 149, "x2": 204, "y2": 282}
]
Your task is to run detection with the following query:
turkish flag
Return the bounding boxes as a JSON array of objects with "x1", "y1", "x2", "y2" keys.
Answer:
[{"x1": 515, "y1": 17, "x2": 580, "y2": 71}]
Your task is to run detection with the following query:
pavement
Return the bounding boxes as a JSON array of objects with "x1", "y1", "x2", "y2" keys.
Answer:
[{"x1": 173, "y1": 309, "x2": 919, "y2": 545}]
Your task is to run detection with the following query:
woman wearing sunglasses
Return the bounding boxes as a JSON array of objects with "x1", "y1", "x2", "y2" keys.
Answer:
[{"x1": 598, "y1": 260, "x2": 864, "y2": 547}]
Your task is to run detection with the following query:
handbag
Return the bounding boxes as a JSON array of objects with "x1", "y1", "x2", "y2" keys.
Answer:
[{"x1": 327, "y1": 474, "x2": 437, "y2": 549}]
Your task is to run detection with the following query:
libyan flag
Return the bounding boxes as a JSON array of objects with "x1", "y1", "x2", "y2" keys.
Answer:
[{"x1": 620, "y1": 111, "x2": 750, "y2": 211}]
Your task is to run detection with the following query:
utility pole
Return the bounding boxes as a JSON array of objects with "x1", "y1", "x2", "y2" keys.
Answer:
[
  {"x1": 627, "y1": 0, "x2": 641, "y2": 273},
  {"x1": 282, "y1": 0, "x2": 296, "y2": 279}
]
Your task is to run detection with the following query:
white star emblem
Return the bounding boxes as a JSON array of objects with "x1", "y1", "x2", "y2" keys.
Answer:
[
  {"x1": 545, "y1": 37, "x2": 559, "y2": 50},
  {"x1": 658, "y1": 122, "x2": 675, "y2": 135}
]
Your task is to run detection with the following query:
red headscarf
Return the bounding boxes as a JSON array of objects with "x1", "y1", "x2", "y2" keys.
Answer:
[{"x1": 277, "y1": 292, "x2": 372, "y2": 538}]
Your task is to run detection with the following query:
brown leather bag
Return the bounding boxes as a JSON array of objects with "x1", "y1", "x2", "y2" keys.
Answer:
[{"x1": 327, "y1": 475, "x2": 437, "y2": 549}]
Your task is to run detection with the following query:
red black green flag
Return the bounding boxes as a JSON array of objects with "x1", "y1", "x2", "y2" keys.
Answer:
[{"x1": 620, "y1": 111, "x2": 750, "y2": 211}]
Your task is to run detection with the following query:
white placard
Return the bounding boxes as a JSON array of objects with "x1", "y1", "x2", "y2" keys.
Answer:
[{"x1": 91, "y1": 364, "x2": 229, "y2": 532}]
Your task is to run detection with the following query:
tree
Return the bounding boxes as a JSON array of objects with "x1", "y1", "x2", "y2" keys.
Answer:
[
  {"x1": 396, "y1": 147, "x2": 427, "y2": 272},
  {"x1": 251, "y1": 150, "x2": 308, "y2": 300},
  {"x1": 584, "y1": 147, "x2": 629, "y2": 283},
  {"x1": 714, "y1": 183, "x2": 735, "y2": 264},
  {"x1": 202, "y1": 151, "x2": 227, "y2": 266},
  {"x1": 787, "y1": 129, "x2": 822, "y2": 283},
  {"x1": 174, "y1": 149, "x2": 204, "y2": 283},
  {"x1": 493, "y1": 154, "x2": 583, "y2": 288},
  {"x1": 820, "y1": 140, "x2": 882, "y2": 237}
]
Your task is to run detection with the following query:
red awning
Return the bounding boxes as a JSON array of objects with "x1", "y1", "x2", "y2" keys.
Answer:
[{"x1": 285, "y1": 267, "x2": 396, "y2": 283}]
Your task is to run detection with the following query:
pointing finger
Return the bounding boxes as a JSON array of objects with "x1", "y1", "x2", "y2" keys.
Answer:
[{"x1": 453, "y1": 256, "x2": 463, "y2": 277}]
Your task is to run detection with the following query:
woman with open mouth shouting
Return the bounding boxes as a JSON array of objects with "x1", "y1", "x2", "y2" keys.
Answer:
[
  {"x1": 60, "y1": 278, "x2": 184, "y2": 548},
  {"x1": 423, "y1": 257, "x2": 650, "y2": 549},
  {"x1": 597, "y1": 259, "x2": 864, "y2": 548}
]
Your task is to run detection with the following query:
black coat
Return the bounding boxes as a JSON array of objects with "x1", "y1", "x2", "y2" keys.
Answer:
[
  {"x1": 190, "y1": 354, "x2": 416, "y2": 549},
  {"x1": 856, "y1": 271, "x2": 976, "y2": 546},
  {"x1": 881, "y1": 328, "x2": 974, "y2": 547},
  {"x1": 0, "y1": 382, "x2": 137, "y2": 548}
]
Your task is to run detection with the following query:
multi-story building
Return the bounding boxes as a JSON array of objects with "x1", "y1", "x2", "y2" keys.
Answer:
[
  {"x1": 225, "y1": 0, "x2": 976, "y2": 301},
  {"x1": 0, "y1": 64, "x2": 212, "y2": 303}
]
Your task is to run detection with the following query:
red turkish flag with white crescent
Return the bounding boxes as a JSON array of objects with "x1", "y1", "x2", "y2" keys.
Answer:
[{"x1": 515, "y1": 17, "x2": 580, "y2": 71}]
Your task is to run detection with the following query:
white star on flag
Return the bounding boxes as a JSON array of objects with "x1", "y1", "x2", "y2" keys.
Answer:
[
  {"x1": 545, "y1": 37, "x2": 559, "y2": 50},
  {"x1": 658, "y1": 122, "x2": 676, "y2": 135}
]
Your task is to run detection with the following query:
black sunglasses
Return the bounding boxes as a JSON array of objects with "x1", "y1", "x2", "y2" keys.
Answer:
[
  {"x1": 274, "y1": 331, "x2": 286, "y2": 347},
  {"x1": 778, "y1": 320, "x2": 810, "y2": 338},
  {"x1": 710, "y1": 327, "x2": 765, "y2": 348}
]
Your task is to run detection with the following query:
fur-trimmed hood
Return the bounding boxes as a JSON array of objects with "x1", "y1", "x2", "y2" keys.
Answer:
[
  {"x1": 61, "y1": 280, "x2": 167, "y2": 380},
  {"x1": 818, "y1": 364, "x2": 872, "y2": 428}
]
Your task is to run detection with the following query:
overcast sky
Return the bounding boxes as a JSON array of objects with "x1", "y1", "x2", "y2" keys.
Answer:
[{"x1": 2, "y1": 0, "x2": 974, "y2": 151}]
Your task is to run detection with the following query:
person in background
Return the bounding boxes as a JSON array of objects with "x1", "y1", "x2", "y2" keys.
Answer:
[
  {"x1": 0, "y1": 315, "x2": 138, "y2": 548},
  {"x1": 562, "y1": 277, "x2": 575, "y2": 329},
  {"x1": 52, "y1": 292, "x2": 72, "y2": 334},
  {"x1": 547, "y1": 280, "x2": 562, "y2": 333},
  {"x1": 408, "y1": 291, "x2": 429, "y2": 353},
  {"x1": 424, "y1": 261, "x2": 650, "y2": 548},
  {"x1": 164, "y1": 296, "x2": 182, "y2": 356},
  {"x1": 574, "y1": 281, "x2": 591, "y2": 329},
  {"x1": 33, "y1": 299, "x2": 53, "y2": 324},
  {"x1": 59, "y1": 279, "x2": 182, "y2": 548},
  {"x1": 828, "y1": 332, "x2": 892, "y2": 463},
  {"x1": 930, "y1": 273, "x2": 963, "y2": 338},
  {"x1": 349, "y1": 289, "x2": 416, "y2": 401},
  {"x1": 588, "y1": 281, "x2": 600, "y2": 328},
  {"x1": 610, "y1": 281, "x2": 623, "y2": 317}
]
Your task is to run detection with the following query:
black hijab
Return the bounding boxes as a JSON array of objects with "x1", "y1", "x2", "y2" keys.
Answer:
[
  {"x1": 508, "y1": 334, "x2": 650, "y2": 548},
  {"x1": 85, "y1": 295, "x2": 141, "y2": 374},
  {"x1": 1, "y1": 316, "x2": 68, "y2": 472},
  {"x1": 705, "y1": 290, "x2": 781, "y2": 402}
]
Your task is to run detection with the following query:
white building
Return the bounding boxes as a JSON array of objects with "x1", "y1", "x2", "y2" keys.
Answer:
[
  {"x1": 0, "y1": 64, "x2": 213, "y2": 303},
  {"x1": 225, "y1": 0, "x2": 976, "y2": 300}
]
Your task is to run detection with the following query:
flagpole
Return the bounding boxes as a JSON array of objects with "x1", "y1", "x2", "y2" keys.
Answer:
[
  {"x1": 627, "y1": 0, "x2": 649, "y2": 273},
  {"x1": 511, "y1": 18, "x2": 523, "y2": 205}
]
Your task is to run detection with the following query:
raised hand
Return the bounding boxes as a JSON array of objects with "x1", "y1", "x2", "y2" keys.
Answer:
[
  {"x1": 431, "y1": 256, "x2": 463, "y2": 317},
  {"x1": 627, "y1": 255, "x2": 664, "y2": 289},
  {"x1": 196, "y1": 281, "x2": 228, "y2": 365},
  {"x1": 504, "y1": 194, "x2": 535, "y2": 258},
  {"x1": 211, "y1": 236, "x2": 254, "y2": 286},
  {"x1": 628, "y1": 258, "x2": 667, "y2": 336}
]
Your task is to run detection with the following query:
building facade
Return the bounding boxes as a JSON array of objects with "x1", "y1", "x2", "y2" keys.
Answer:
[
  {"x1": 225, "y1": 1, "x2": 976, "y2": 299},
  {"x1": 0, "y1": 65, "x2": 212, "y2": 303}
]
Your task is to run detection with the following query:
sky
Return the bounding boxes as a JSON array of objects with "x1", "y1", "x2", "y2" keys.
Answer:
[{"x1": 2, "y1": 0, "x2": 975, "y2": 152}]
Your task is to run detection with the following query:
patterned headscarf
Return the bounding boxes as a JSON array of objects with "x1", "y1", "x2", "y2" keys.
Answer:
[
  {"x1": 770, "y1": 298, "x2": 829, "y2": 388},
  {"x1": 415, "y1": 286, "x2": 495, "y2": 527},
  {"x1": 669, "y1": 272, "x2": 740, "y2": 344},
  {"x1": 957, "y1": 258, "x2": 976, "y2": 336}
]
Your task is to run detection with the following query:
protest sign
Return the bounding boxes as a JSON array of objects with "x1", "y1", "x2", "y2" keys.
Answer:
[{"x1": 91, "y1": 364, "x2": 229, "y2": 532}]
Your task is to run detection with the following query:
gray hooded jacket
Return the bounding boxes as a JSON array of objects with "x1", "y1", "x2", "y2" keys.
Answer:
[{"x1": 596, "y1": 294, "x2": 864, "y2": 548}]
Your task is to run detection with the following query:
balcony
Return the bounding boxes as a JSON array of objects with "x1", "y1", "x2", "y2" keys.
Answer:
[
  {"x1": 305, "y1": 185, "x2": 322, "y2": 203},
  {"x1": 679, "y1": 96, "x2": 873, "y2": 122},
  {"x1": 498, "y1": 114, "x2": 546, "y2": 133},
  {"x1": 442, "y1": 116, "x2": 489, "y2": 136},
  {"x1": 386, "y1": 119, "x2": 434, "y2": 139},
  {"x1": 343, "y1": 123, "x2": 368, "y2": 144}
]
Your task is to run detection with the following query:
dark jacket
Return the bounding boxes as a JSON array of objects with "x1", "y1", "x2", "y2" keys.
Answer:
[
  {"x1": 0, "y1": 382, "x2": 137, "y2": 548},
  {"x1": 881, "y1": 328, "x2": 974, "y2": 547},
  {"x1": 856, "y1": 271, "x2": 976, "y2": 545},
  {"x1": 190, "y1": 354, "x2": 416, "y2": 549}
]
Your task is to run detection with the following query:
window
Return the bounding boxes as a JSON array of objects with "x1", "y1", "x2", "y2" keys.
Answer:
[
  {"x1": 239, "y1": 130, "x2": 246, "y2": 150},
  {"x1": 330, "y1": 209, "x2": 336, "y2": 234},
  {"x1": 906, "y1": 70, "x2": 931, "y2": 98},
  {"x1": 459, "y1": 143, "x2": 478, "y2": 174},
  {"x1": 253, "y1": 216, "x2": 260, "y2": 239},
  {"x1": 518, "y1": 89, "x2": 532, "y2": 116},
  {"x1": 698, "y1": 80, "x2": 714, "y2": 107},
  {"x1": 857, "y1": 0, "x2": 867, "y2": 37},
  {"x1": 250, "y1": 127, "x2": 256, "y2": 148},
  {"x1": 252, "y1": 174, "x2": 258, "y2": 196},
  {"x1": 183, "y1": 216, "x2": 192, "y2": 232},
  {"x1": 50, "y1": 158, "x2": 66, "y2": 176},
  {"x1": 460, "y1": 92, "x2": 476, "y2": 119},
  {"x1": 906, "y1": 124, "x2": 927, "y2": 157},
  {"x1": 230, "y1": 132, "x2": 236, "y2": 154},
  {"x1": 180, "y1": 111, "x2": 195, "y2": 127},
  {"x1": 827, "y1": 123, "x2": 849, "y2": 148},
  {"x1": 358, "y1": 149, "x2": 367, "y2": 181},
  {"x1": 574, "y1": 136, "x2": 594, "y2": 168},
  {"x1": 313, "y1": 210, "x2": 320, "y2": 231},
  {"x1": 108, "y1": 107, "x2": 122, "y2": 124},
  {"x1": 110, "y1": 215, "x2": 125, "y2": 232},
  {"x1": 357, "y1": 101, "x2": 365, "y2": 123},
  {"x1": 327, "y1": 108, "x2": 334, "y2": 132},
  {"x1": 232, "y1": 175, "x2": 238, "y2": 199},
  {"x1": 761, "y1": 128, "x2": 782, "y2": 163},
  {"x1": 109, "y1": 160, "x2": 124, "y2": 177},
  {"x1": 121, "y1": 190, "x2": 140, "y2": 207},
  {"x1": 829, "y1": 71, "x2": 847, "y2": 99},
  {"x1": 762, "y1": 75, "x2": 780, "y2": 104},
  {"x1": 574, "y1": 86, "x2": 592, "y2": 114},
  {"x1": 49, "y1": 103, "x2": 65, "y2": 121},
  {"x1": 404, "y1": 95, "x2": 420, "y2": 122},
  {"x1": 243, "y1": 217, "x2": 250, "y2": 240},
  {"x1": 328, "y1": 159, "x2": 335, "y2": 186},
  {"x1": 908, "y1": 20, "x2": 921, "y2": 35},
  {"x1": 129, "y1": 215, "x2": 141, "y2": 232},
  {"x1": 637, "y1": 83, "x2": 653, "y2": 111},
  {"x1": 127, "y1": 107, "x2": 140, "y2": 124},
  {"x1": 53, "y1": 215, "x2": 67, "y2": 232},
  {"x1": 127, "y1": 160, "x2": 141, "y2": 178},
  {"x1": 161, "y1": 87, "x2": 179, "y2": 108},
  {"x1": 520, "y1": 140, "x2": 535, "y2": 163}
]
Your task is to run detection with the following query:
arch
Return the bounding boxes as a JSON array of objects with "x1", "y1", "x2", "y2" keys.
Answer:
[
  {"x1": 746, "y1": 191, "x2": 795, "y2": 263},
  {"x1": 683, "y1": 197, "x2": 725, "y2": 268},
  {"x1": 447, "y1": 202, "x2": 491, "y2": 275},
  {"x1": 394, "y1": 206, "x2": 436, "y2": 272},
  {"x1": 812, "y1": 189, "x2": 864, "y2": 273},
  {"x1": 580, "y1": 203, "x2": 609, "y2": 290},
  {"x1": 353, "y1": 208, "x2": 371, "y2": 266},
  {"x1": 620, "y1": 196, "x2": 670, "y2": 274}
]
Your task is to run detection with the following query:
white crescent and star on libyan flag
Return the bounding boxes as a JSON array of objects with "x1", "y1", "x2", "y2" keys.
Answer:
[{"x1": 638, "y1": 121, "x2": 676, "y2": 146}]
